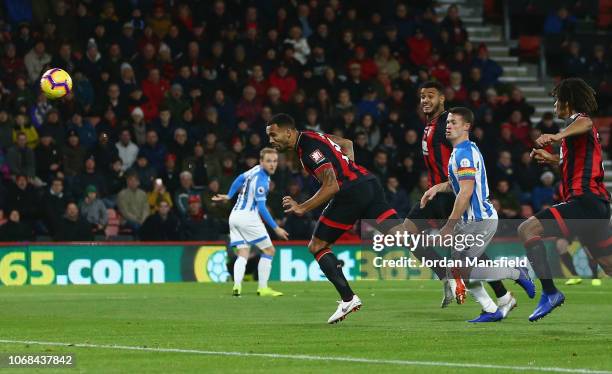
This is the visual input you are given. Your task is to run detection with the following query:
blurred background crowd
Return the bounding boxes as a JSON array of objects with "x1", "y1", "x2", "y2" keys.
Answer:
[{"x1": 0, "y1": 0, "x2": 609, "y2": 242}]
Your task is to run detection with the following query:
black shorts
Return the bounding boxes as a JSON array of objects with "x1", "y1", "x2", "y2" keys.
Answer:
[
  {"x1": 406, "y1": 192, "x2": 455, "y2": 231},
  {"x1": 314, "y1": 178, "x2": 399, "y2": 244},
  {"x1": 535, "y1": 194, "x2": 612, "y2": 258}
]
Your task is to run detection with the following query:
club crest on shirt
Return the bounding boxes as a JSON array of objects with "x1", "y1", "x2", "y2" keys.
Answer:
[
  {"x1": 460, "y1": 158, "x2": 471, "y2": 167},
  {"x1": 257, "y1": 186, "x2": 265, "y2": 195},
  {"x1": 310, "y1": 149, "x2": 325, "y2": 164}
]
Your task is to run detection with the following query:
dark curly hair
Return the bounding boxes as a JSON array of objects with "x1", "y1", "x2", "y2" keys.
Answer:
[{"x1": 551, "y1": 78, "x2": 598, "y2": 114}]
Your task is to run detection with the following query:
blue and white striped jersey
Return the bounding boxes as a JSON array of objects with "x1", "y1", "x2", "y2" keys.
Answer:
[
  {"x1": 448, "y1": 140, "x2": 497, "y2": 222},
  {"x1": 233, "y1": 165, "x2": 271, "y2": 212}
]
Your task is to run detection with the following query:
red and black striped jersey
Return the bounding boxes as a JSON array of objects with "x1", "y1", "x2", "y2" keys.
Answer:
[
  {"x1": 559, "y1": 113, "x2": 610, "y2": 202},
  {"x1": 296, "y1": 131, "x2": 374, "y2": 190},
  {"x1": 422, "y1": 111, "x2": 452, "y2": 188}
]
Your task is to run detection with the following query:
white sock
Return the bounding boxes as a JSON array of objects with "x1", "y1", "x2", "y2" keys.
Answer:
[
  {"x1": 468, "y1": 281, "x2": 497, "y2": 313},
  {"x1": 497, "y1": 292, "x2": 512, "y2": 305},
  {"x1": 258, "y1": 254, "x2": 273, "y2": 289},
  {"x1": 233, "y1": 256, "x2": 247, "y2": 287}
]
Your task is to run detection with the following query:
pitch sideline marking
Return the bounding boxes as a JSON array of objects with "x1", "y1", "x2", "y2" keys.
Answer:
[{"x1": 0, "y1": 339, "x2": 610, "y2": 374}]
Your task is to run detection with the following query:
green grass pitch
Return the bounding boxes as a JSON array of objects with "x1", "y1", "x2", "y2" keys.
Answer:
[{"x1": 0, "y1": 280, "x2": 611, "y2": 373}]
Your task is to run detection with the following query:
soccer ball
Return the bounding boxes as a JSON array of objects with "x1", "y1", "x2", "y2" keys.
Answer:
[{"x1": 40, "y1": 68, "x2": 72, "y2": 99}]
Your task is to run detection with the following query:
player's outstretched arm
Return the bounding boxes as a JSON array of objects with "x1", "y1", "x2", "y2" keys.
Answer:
[
  {"x1": 535, "y1": 117, "x2": 593, "y2": 147},
  {"x1": 283, "y1": 167, "x2": 339, "y2": 215},
  {"x1": 225, "y1": 172, "x2": 247, "y2": 199},
  {"x1": 328, "y1": 134, "x2": 355, "y2": 161}
]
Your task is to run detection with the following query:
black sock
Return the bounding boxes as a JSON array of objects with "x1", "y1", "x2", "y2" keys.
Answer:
[
  {"x1": 525, "y1": 238, "x2": 557, "y2": 293},
  {"x1": 559, "y1": 253, "x2": 578, "y2": 276},
  {"x1": 412, "y1": 246, "x2": 447, "y2": 280},
  {"x1": 488, "y1": 281, "x2": 508, "y2": 298},
  {"x1": 314, "y1": 248, "x2": 354, "y2": 302},
  {"x1": 589, "y1": 258, "x2": 599, "y2": 279}
]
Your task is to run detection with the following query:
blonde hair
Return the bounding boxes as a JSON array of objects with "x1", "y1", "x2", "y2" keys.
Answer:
[{"x1": 260, "y1": 147, "x2": 278, "y2": 160}]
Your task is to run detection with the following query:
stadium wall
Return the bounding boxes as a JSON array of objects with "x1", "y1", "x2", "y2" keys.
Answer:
[{"x1": 0, "y1": 240, "x2": 591, "y2": 286}]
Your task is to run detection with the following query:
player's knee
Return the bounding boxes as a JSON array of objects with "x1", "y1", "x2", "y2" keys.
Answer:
[
  {"x1": 518, "y1": 217, "x2": 542, "y2": 242},
  {"x1": 308, "y1": 239, "x2": 326, "y2": 254},
  {"x1": 262, "y1": 247, "x2": 275, "y2": 256}
]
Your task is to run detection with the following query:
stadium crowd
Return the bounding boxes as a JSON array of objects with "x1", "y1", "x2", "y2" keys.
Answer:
[{"x1": 0, "y1": 0, "x2": 608, "y2": 242}]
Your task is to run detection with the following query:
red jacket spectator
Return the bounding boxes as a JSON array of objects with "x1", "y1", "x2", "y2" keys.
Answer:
[
  {"x1": 141, "y1": 69, "x2": 170, "y2": 111},
  {"x1": 428, "y1": 55, "x2": 451, "y2": 86},
  {"x1": 407, "y1": 29, "x2": 432, "y2": 66},
  {"x1": 347, "y1": 46, "x2": 378, "y2": 81},
  {"x1": 268, "y1": 65, "x2": 297, "y2": 102}
]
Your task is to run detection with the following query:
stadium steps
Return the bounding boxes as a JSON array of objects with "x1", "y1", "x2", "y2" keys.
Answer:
[{"x1": 447, "y1": 0, "x2": 555, "y2": 121}]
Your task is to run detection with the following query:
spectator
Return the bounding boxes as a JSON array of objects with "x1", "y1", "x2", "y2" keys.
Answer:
[
  {"x1": 115, "y1": 129, "x2": 139, "y2": 171},
  {"x1": 448, "y1": 71, "x2": 468, "y2": 103},
  {"x1": 12, "y1": 114, "x2": 39, "y2": 149},
  {"x1": 79, "y1": 185, "x2": 108, "y2": 234},
  {"x1": 139, "y1": 200, "x2": 180, "y2": 241},
  {"x1": 174, "y1": 171, "x2": 199, "y2": 217},
  {"x1": 268, "y1": 63, "x2": 297, "y2": 102},
  {"x1": 54, "y1": 202, "x2": 94, "y2": 241},
  {"x1": 91, "y1": 131, "x2": 117, "y2": 172},
  {"x1": 532, "y1": 171, "x2": 556, "y2": 212},
  {"x1": 67, "y1": 112, "x2": 97, "y2": 150},
  {"x1": 543, "y1": 6, "x2": 576, "y2": 35},
  {"x1": 0, "y1": 210, "x2": 33, "y2": 242},
  {"x1": 503, "y1": 87, "x2": 535, "y2": 123},
  {"x1": 356, "y1": 114, "x2": 381, "y2": 151},
  {"x1": 376, "y1": 48, "x2": 401, "y2": 85},
  {"x1": 75, "y1": 156, "x2": 108, "y2": 199},
  {"x1": 235, "y1": 85, "x2": 262, "y2": 125},
  {"x1": 407, "y1": 28, "x2": 432, "y2": 67},
  {"x1": 62, "y1": 129, "x2": 86, "y2": 178},
  {"x1": 6, "y1": 132, "x2": 36, "y2": 178},
  {"x1": 34, "y1": 129, "x2": 61, "y2": 183},
  {"x1": 6, "y1": 175, "x2": 39, "y2": 223},
  {"x1": 203, "y1": 178, "x2": 231, "y2": 221},
  {"x1": 563, "y1": 41, "x2": 588, "y2": 78},
  {"x1": 371, "y1": 150, "x2": 390, "y2": 183},
  {"x1": 492, "y1": 179, "x2": 520, "y2": 219},
  {"x1": 384, "y1": 176, "x2": 411, "y2": 217},
  {"x1": 179, "y1": 195, "x2": 222, "y2": 240},
  {"x1": 43, "y1": 178, "x2": 68, "y2": 235},
  {"x1": 472, "y1": 44, "x2": 503, "y2": 88},
  {"x1": 24, "y1": 40, "x2": 51, "y2": 84},
  {"x1": 536, "y1": 112, "x2": 560, "y2": 135},
  {"x1": 440, "y1": 5, "x2": 468, "y2": 45},
  {"x1": 117, "y1": 172, "x2": 150, "y2": 231},
  {"x1": 494, "y1": 150, "x2": 517, "y2": 187},
  {"x1": 284, "y1": 25, "x2": 310, "y2": 65},
  {"x1": 147, "y1": 178, "x2": 173, "y2": 213}
]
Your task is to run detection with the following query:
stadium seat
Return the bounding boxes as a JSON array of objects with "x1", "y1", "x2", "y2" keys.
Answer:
[{"x1": 519, "y1": 36, "x2": 541, "y2": 59}]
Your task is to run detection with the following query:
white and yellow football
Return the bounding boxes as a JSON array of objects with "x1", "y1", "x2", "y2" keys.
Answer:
[{"x1": 40, "y1": 68, "x2": 73, "y2": 99}]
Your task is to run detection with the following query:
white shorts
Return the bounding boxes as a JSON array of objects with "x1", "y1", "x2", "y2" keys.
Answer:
[{"x1": 229, "y1": 211, "x2": 273, "y2": 250}]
